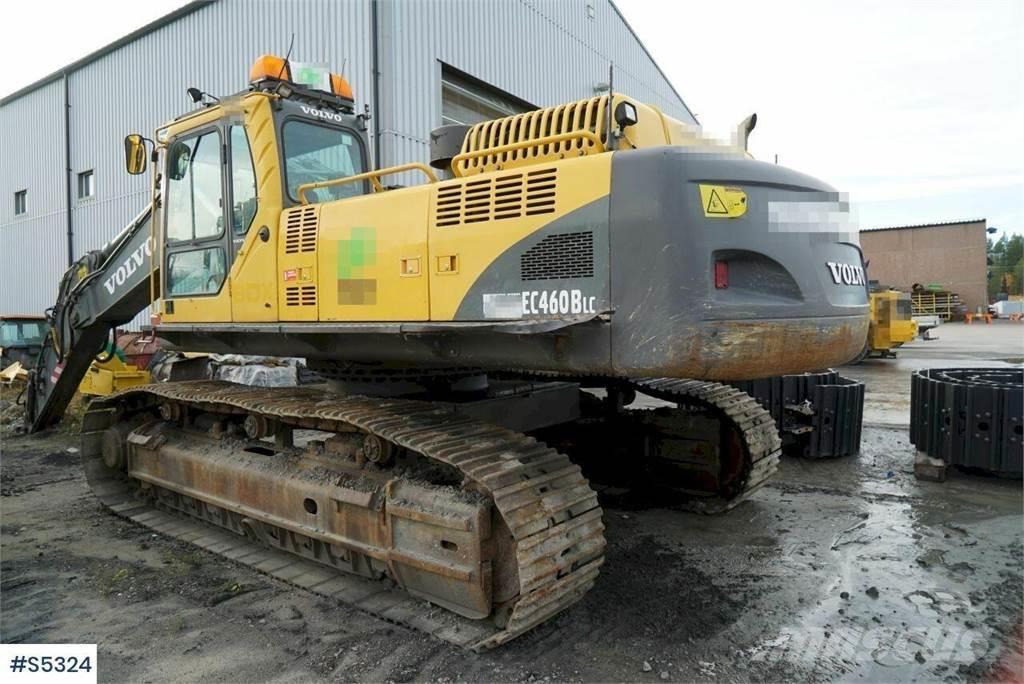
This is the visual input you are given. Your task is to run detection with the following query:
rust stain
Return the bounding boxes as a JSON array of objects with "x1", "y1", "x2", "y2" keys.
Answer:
[{"x1": 653, "y1": 317, "x2": 869, "y2": 381}]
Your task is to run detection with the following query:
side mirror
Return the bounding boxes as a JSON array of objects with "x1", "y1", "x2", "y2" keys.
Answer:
[
  {"x1": 124, "y1": 134, "x2": 148, "y2": 175},
  {"x1": 614, "y1": 101, "x2": 639, "y2": 129}
]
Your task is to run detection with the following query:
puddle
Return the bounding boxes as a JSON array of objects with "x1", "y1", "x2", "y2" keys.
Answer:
[{"x1": 747, "y1": 494, "x2": 998, "y2": 679}]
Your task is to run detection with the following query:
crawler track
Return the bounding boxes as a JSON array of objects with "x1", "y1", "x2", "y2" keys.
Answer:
[
  {"x1": 626, "y1": 378, "x2": 782, "y2": 512},
  {"x1": 910, "y1": 367, "x2": 1023, "y2": 478},
  {"x1": 81, "y1": 381, "x2": 605, "y2": 650}
]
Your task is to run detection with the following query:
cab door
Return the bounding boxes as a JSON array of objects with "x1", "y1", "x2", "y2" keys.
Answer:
[
  {"x1": 227, "y1": 96, "x2": 285, "y2": 322},
  {"x1": 161, "y1": 125, "x2": 233, "y2": 323}
]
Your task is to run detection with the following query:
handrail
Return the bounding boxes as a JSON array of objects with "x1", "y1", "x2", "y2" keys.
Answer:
[
  {"x1": 296, "y1": 162, "x2": 438, "y2": 204},
  {"x1": 451, "y1": 130, "x2": 604, "y2": 175}
]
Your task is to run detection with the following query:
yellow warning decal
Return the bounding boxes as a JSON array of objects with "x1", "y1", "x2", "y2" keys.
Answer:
[{"x1": 698, "y1": 184, "x2": 747, "y2": 218}]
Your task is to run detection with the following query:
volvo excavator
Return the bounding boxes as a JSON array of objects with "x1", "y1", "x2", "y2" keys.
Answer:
[{"x1": 25, "y1": 55, "x2": 869, "y2": 649}]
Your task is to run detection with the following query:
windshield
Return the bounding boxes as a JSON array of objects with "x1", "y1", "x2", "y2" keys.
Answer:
[
  {"x1": 0, "y1": 320, "x2": 44, "y2": 346},
  {"x1": 283, "y1": 121, "x2": 365, "y2": 203}
]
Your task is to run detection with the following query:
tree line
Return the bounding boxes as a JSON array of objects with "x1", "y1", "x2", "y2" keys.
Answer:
[{"x1": 988, "y1": 233, "x2": 1024, "y2": 299}]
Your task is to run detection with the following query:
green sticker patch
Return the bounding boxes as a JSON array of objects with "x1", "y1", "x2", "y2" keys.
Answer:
[{"x1": 337, "y1": 227, "x2": 377, "y2": 305}]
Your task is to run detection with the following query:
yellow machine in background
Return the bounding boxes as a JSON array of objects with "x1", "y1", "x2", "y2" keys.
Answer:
[
  {"x1": 78, "y1": 353, "x2": 150, "y2": 397},
  {"x1": 856, "y1": 288, "x2": 918, "y2": 361}
]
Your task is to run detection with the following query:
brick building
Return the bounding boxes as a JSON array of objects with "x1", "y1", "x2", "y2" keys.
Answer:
[{"x1": 859, "y1": 219, "x2": 989, "y2": 314}]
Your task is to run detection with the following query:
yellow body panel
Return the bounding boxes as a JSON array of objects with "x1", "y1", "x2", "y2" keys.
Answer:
[
  {"x1": 150, "y1": 92, "x2": 718, "y2": 326},
  {"x1": 163, "y1": 290, "x2": 234, "y2": 322},
  {"x1": 160, "y1": 105, "x2": 227, "y2": 141},
  {"x1": 231, "y1": 95, "x2": 285, "y2": 321},
  {"x1": 314, "y1": 187, "x2": 431, "y2": 321},
  {"x1": 79, "y1": 357, "x2": 151, "y2": 396},
  {"x1": 277, "y1": 205, "x2": 321, "y2": 321},
  {"x1": 427, "y1": 153, "x2": 612, "y2": 321}
]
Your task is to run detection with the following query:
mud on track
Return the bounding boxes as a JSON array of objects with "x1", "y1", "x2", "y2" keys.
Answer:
[{"x1": 1, "y1": 422, "x2": 1021, "y2": 683}]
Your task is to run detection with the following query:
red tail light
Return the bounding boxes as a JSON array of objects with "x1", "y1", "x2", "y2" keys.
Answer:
[{"x1": 714, "y1": 260, "x2": 729, "y2": 289}]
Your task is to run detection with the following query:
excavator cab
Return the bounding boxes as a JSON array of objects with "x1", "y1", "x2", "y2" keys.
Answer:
[{"x1": 121, "y1": 57, "x2": 374, "y2": 325}]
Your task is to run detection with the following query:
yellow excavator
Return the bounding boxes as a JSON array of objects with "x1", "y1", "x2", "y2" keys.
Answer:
[
  {"x1": 853, "y1": 286, "x2": 918, "y2": 361},
  {"x1": 26, "y1": 55, "x2": 868, "y2": 648}
]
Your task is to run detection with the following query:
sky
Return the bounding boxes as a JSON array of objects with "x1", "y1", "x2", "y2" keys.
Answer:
[
  {"x1": 616, "y1": 0, "x2": 1023, "y2": 238},
  {"x1": 2, "y1": 0, "x2": 1021, "y2": 238}
]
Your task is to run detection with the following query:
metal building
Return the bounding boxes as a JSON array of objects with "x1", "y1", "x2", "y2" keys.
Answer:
[{"x1": 0, "y1": 0, "x2": 693, "y2": 317}]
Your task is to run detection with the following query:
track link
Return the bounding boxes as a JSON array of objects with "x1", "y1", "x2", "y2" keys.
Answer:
[
  {"x1": 626, "y1": 378, "x2": 782, "y2": 513},
  {"x1": 81, "y1": 380, "x2": 605, "y2": 650}
]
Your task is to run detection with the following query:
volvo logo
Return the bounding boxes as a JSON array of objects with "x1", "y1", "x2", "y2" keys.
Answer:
[
  {"x1": 103, "y1": 237, "x2": 153, "y2": 295},
  {"x1": 826, "y1": 261, "x2": 866, "y2": 286},
  {"x1": 299, "y1": 105, "x2": 344, "y2": 122}
]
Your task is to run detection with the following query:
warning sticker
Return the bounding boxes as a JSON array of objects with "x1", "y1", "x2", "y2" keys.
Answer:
[{"x1": 698, "y1": 184, "x2": 747, "y2": 219}]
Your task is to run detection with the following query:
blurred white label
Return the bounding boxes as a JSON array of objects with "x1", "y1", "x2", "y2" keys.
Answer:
[
  {"x1": 767, "y1": 200, "x2": 857, "y2": 240},
  {"x1": 483, "y1": 293, "x2": 523, "y2": 319}
]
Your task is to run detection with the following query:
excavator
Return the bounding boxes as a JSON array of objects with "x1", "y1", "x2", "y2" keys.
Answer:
[
  {"x1": 25, "y1": 55, "x2": 869, "y2": 649},
  {"x1": 853, "y1": 285, "x2": 918, "y2": 361}
]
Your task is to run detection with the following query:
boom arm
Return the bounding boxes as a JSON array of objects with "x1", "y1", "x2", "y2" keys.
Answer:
[{"x1": 27, "y1": 206, "x2": 158, "y2": 432}]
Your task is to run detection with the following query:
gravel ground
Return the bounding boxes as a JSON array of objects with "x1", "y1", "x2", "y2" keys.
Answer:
[
  {"x1": 1, "y1": 419, "x2": 1020, "y2": 682},
  {"x1": 1, "y1": 325, "x2": 1021, "y2": 682}
]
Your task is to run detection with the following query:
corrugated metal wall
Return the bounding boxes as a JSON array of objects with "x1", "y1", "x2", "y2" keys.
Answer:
[
  {"x1": 67, "y1": 0, "x2": 374, "y2": 260},
  {"x1": 377, "y1": 0, "x2": 695, "y2": 185},
  {"x1": 1, "y1": 0, "x2": 689, "y2": 319},
  {"x1": 0, "y1": 80, "x2": 68, "y2": 314}
]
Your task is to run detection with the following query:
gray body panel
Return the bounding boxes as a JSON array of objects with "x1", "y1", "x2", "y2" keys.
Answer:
[
  {"x1": 453, "y1": 196, "x2": 611, "y2": 321},
  {"x1": 606, "y1": 147, "x2": 868, "y2": 376}
]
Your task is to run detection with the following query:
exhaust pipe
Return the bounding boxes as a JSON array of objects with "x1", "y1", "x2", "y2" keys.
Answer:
[{"x1": 735, "y1": 112, "x2": 757, "y2": 152}]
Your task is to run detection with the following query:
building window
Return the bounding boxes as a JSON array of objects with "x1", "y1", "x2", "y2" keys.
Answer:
[
  {"x1": 14, "y1": 190, "x2": 27, "y2": 216},
  {"x1": 77, "y1": 170, "x2": 95, "y2": 199},
  {"x1": 441, "y1": 66, "x2": 534, "y2": 126}
]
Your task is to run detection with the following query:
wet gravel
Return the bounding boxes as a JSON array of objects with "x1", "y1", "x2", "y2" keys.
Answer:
[{"x1": 1, "y1": 418, "x2": 1021, "y2": 682}]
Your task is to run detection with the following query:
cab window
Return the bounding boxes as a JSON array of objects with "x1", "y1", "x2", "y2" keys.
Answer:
[
  {"x1": 282, "y1": 121, "x2": 365, "y2": 203},
  {"x1": 229, "y1": 126, "x2": 258, "y2": 234},
  {"x1": 0, "y1": 320, "x2": 44, "y2": 345},
  {"x1": 166, "y1": 130, "x2": 224, "y2": 242},
  {"x1": 167, "y1": 247, "x2": 226, "y2": 296}
]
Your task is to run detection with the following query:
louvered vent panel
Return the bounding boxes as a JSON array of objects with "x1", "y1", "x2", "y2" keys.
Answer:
[
  {"x1": 525, "y1": 168, "x2": 557, "y2": 216},
  {"x1": 436, "y1": 185, "x2": 462, "y2": 227},
  {"x1": 521, "y1": 231, "x2": 595, "y2": 281},
  {"x1": 284, "y1": 284, "x2": 317, "y2": 307},
  {"x1": 284, "y1": 206, "x2": 318, "y2": 254},
  {"x1": 434, "y1": 169, "x2": 557, "y2": 226}
]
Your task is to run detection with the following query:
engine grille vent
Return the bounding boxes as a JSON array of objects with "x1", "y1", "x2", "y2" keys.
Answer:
[
  {"x1": 455, "y1": 95, "x2": 609, "y2": 176},
  {"x1": 436, "y1": 168, "x2": 557, "y2": 227},
  {"x1": 521, "y1": 231, "x2": 594, "y2": 281},
  {"x1": 284, "y1": 206, "x2": 318, "y2": 254},
  {"x1": 284, "y1": 284, "x2": 317, "y2": 307}
]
